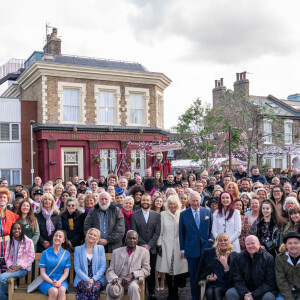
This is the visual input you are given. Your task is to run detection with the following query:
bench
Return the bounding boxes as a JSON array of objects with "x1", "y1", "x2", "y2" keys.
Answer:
[{"x1": 8, "y1": 253, "x2": 145, "y2": 300}]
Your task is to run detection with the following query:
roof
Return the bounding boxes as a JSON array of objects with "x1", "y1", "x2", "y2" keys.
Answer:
[{"x1": 42, "y1": 54, "x2": 148, "y2": 72}]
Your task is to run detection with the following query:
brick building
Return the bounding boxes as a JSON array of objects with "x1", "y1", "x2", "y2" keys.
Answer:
[
  {"x1": 212, "y1": 72, "x2": 300, "y2": 170},
  {"x1": 2, "y1": 28, "x2": 171, "y2": 184}
]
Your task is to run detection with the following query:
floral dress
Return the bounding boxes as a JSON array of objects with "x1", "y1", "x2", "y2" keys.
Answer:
[{"x1": 76, "y1": 258, "x2": 102, "y2": 300}]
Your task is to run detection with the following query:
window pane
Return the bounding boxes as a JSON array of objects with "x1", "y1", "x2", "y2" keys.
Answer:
[
  {"x1": 130, "y1": 94, "x2": 144, "y2": 124},
  {"x1": 11, "y1": 124, "x2": 19, "y2": 140},
  {"x1": 99, "y1": 92, "x2": 114, "y2": 123},
  {"x1": 1, "y1": 170, "x2": 11, "y2": 185},
  {"x1": 63, "y1": 89, "x2": 79, "y2": 122},
  {"x1": 12, "y1": 170, "x2": 20, "y2": 184},
  {"x1": 275, "y1": 159, "x2": 282, "y2": 168},
  {"x1": 0, "y1": 124, "x2": 9, "y2": 141}
]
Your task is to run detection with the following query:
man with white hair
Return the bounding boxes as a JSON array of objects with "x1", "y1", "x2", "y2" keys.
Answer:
[
  {"x1": 234, "y1": 165, "x2": 248, "y2": 181},
  {"x1": 84, "y1": 191, "x2": 125, "y2": 253},
  {"x1": 226, "y1": 235, "x2": 277, "y2": 300}
]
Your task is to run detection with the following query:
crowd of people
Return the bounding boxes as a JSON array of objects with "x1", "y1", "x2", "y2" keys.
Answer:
[{"x1": 0, "y1": 165, "x2": 299, "y2": 300}]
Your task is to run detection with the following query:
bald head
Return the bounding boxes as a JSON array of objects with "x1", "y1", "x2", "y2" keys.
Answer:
[{"x1": 245, "y1": 235, "x2": 260, "y2": 257}]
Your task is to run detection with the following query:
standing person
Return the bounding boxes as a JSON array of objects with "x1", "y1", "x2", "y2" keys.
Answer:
[
  {"x1": 225, "y1": 235, "x2": 277, "y2": 300},
  {"x1": 0, "y1": 188, "x2": 19, "y2": 273},
  {"x1": 250, "y1": 200, "x2": 287, "y2": 257},
  {"x1": 240, "y1": 178, "x2": 252, "y2": 193},
  {"x1": 156, "y1": 195, "x2": 188, "y2": 300},
  {"x1": 60, "y1": 198, "x2": 84, "y2": 251},
  {"x1": 154, "y1": 171, "x2": 164, "y2": 190},
  {"x1": 29, "y1": 176, "x2": 43, "y2": 198},
  {"x1": 193, "y1": 233, "x2": 237, "y2": 300},
  {"x1": 250, "y1": 167, "x2": 266, "y2": 184},
  {"x1": 240, "y1": 192, "x2": 252, "y2": 213},
  {"x1": 270, "y1": 185, "x2": 286, "y2": 216},
  {"x1": 151, "y1": 196, "x2": 164, "y2": 213},
  {"x1": 256, "y1": 188, "x2": 268, "y2": 204},
  {"x1": 179, "y1": 193, "x2": 188, "y2": 211},
  {"x1": 281, "y1": 207, "x2": 300, "y2": 242},
  {"x1": 275, "y1": 232, "x2": 300, "y2": 300},
  {"x1": 130, "y1": 194, "x2": 161, "y2": 300},
  {"x1": 121, "y1": 196, "x2": 135, "y2": 238},
  {"x1": 130, "y1": 185, "x2": 145, "y2": 211},
  {"x1": 84, "y1": 192, "x2": 125, "y2": 253},
  {"x1": 161, "y1": 174, "x2": 175, "y2": 192},
  {"x1": 16, "y1": 199, "x2": 40, "y2": 251},
  {"x1": 53, "y1": 184, "x2": 64, "y2": 210},
  {"x1": 74, "y1": 228, "x2": 106, "y2": 300},
  {"x1": 234, "y1": 199, "x2": 250, "y2": 251},
  {"x1": 212, "y1": 191, "x2": 241, "y2": 252},
  {"x1": 225, "y1": 182, "x2": 239, "y2": 200},
  {"x1": 38, "y1": 230, "x2": 72, "y2": 299},
  {"x1": 179, "y1": 191, "x2": 214, "y2": 300},
  {"x1": 0, "y1": 222, "x2": 35, "y2": 300},
  {"x1": 245, "y1": 198, "x2": 260, "y2": 225},
  {"x1": 35, "y1": 193, "x2": 62, "y2": 253},
  {"x1": 265, "y1": 168, "x2": 275, "y2": 185},
  {"x1": 234, "y1": 165, "x2": 248, "y2": 181}
]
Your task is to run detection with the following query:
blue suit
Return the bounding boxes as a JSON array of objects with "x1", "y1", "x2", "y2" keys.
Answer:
[
  {"x1": 179, "y1": 207, "x2": 213, "y2": 300},
  {"x1": 73, "y1": 244, "x2": 106, "y2": 287}
]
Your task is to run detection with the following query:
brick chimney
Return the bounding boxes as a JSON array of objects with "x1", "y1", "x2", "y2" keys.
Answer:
[
  {"x1": 233, "y1": 72, "x2": 249, "y2": 99},
  {"x1": 43, "y1": 28, "x2": 61, "y2": 55},
  {"x1": 212, "y1": 78, "x2": 226, "y2": 107}
]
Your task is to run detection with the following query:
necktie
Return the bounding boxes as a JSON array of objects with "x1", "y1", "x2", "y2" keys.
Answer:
[{"x1": 194, "y1": 210, "x2": 200, "y2": 229}]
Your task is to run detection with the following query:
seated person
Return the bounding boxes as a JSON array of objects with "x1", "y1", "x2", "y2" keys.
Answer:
[
  {"x1": 225, "y1": 235, "x2": 277, "y2": 300},
  {"x1": 275, "y1": 232, "x2": 300, "y2": 300},
  {"x1": 0, "y1": 222, "x2": 35, "y2": 300},
  {"x1": 74, "y1": 228, "x2": 106, "y2": 299},
  {"x1": 106, "y1": 230, "x2": 150, "y2": 300}
]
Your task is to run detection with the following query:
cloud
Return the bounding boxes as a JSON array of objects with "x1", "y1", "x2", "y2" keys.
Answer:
[{"x1": 127, "y1": 0, "x2": 298, "y2": 64}]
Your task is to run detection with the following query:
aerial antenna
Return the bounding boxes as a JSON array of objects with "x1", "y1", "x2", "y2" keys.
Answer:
[{"x1": 45, "y1": 22, "x2": 54, "y2": 43}]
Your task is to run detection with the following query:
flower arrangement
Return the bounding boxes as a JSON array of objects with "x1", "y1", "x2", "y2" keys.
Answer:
[{"x1": 92, "y1": 153, "x2": 101, "y2": 164}]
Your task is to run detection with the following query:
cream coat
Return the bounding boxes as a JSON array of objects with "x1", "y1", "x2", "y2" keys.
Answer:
[{"x1": 155, "y1": 210, "x2": 188, "y2": 275}]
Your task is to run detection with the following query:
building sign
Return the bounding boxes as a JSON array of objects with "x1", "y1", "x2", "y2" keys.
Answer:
[
  {"x1": 167, "y1": 150, "x2": 175, "y2": 160},
  {"x1": 151, "y1": 143, "x2": 182, "y2": 153}
]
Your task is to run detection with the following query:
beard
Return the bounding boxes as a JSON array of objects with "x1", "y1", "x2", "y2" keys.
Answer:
[
  {"x1": 142, "y1": 203, "x2": 150, "y2": 210},
  {"x1": 100, "y1": 202, "x2": 110, "y2": 211}
]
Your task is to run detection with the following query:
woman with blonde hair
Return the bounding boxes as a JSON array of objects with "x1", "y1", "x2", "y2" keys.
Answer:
[
  {"x1": 35, "y1": 193, "x2": 62, "y2": 252},
  {"x1": 193, "y1": 233, "x2": 237, "y2": 300},
  {"x1": 74, "y1": 228, "x2": 106, "y2": 299},
  {"x1": 156, "y1": 195, "x2": 188, "y2": 299},
  {"x1": 53, "y1": 183, "x2": 64, "y2": 209},
  {"x1": 225, "y1": 182, "x2": 239, "y2": 200},
  {"x1": 255, "y1": 188, "x2": 268, "y2": 204}
]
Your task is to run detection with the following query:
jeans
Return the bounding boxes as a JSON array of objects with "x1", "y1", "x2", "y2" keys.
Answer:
[
  {"x1": 0, "y1": 268, "x2": 27, "y2": 300},
  {"x1": 225, "y1": 287, "x2": 275, "y2": 300},
  {"x1": 206, "y1": 285, "x2": 227, "y2": 300},
  {"x1": 276, "y1": 294, "x2": 298, "y2": 300}
]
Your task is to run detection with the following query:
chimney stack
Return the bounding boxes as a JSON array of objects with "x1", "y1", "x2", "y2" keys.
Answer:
[
  {"x1": 234, "y1": 71, "x2": 249, "y2": 99},
  {"x1": 212, "y1": 78, "x2": 226, "y2": 107},
  {"x1": 43, "y1": 27, "x2": 61, "y2": 55}
]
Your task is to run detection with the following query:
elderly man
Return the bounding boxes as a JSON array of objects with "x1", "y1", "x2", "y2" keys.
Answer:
[
  {"x1": 234, "y1": 165, "x2": 248, "y2": 181},
  {"x1": 179, "y1": 191, "x2": 213, "y2": 300},
  {"x1": 84, "y1": 191, "x2": 125, "y2": 253},
  {"x1": 275, "y1": 232, "x2": 300, "y2": 300},
  {"x1": 130, "y1": 194, "x2": 161, "y2": 300},
  {"x1": 43, "y1": 182, "x2": 54, "y2": 195},
  {"x1": 29, "y1": 176, "x2": 43, "y2": 198},
  {"x1": 226, "y1": 235, "x2": 277, "y2": 300},
  {"x1": 118, "y1": 176, "x2": 128, "y2": 194},
  {"x1": 251, "y1": 167, "x2": 266, "y2": 184},
  {"x1": 106, "y1": 230, "x2": 150, "y2": 300}
]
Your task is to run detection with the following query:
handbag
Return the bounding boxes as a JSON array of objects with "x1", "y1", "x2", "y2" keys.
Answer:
[{"x1": 27, "y1": 249, "x2": 66, "y2": 293}]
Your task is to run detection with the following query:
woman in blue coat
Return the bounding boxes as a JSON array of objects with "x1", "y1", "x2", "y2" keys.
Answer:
[
  {"x1": 74, "y1": 228, "x2": 106, "y2": 300},
  {"x1": 38, "y1": 230, "x2": 71, "y2": 299}
]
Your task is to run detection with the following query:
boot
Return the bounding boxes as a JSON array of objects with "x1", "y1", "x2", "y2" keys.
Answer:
[
  {"x1": 166, "y1": 274, "x2": 173, "y2": 300},
  {"x1": 173, "y1": 285, "x2": 179, "y2": 300}
]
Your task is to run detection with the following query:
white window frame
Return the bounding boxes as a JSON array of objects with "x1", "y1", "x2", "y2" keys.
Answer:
[
  {"x1": 57, "y1": 82, "x2": 86, "y2": 124},
  {"x1": 263, "y1": 119, "x2": 272, "y2": 144},
  {"x1": 156, "y1": 91, "x2": 164, "y2": 128},
  {"x1": 0, "y1": 169, "x2": 21, "y2": 185},
  {"x1": 100, "y1": 149, "x2": 117, "y2": 177},
  {"x1": 0, "y1": 123, "x2": 20, "y2": 142},
  {"x1": 61, "y1": 147, "x2": 84, "y2": 180},
  {"x1": 284, "y1": 120, "x2": 293, "y2": 145},
  {"x1": 94, "y1": 85, "x2": 120, "y2": 125},
  {"x1": 125, "y1": 87, "x2": 150, "y2": 126},
  {"x1": 131, "y1": 149, "x2": 146, "y2": 176}
]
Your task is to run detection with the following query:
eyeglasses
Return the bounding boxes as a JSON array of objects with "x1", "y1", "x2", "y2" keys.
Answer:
[
  {"x1": 273, "y1": 190, "x2": 281, "y2": 193},
  {"x1": 67, "y1": 204, "x2": 75, "y2": 207}
]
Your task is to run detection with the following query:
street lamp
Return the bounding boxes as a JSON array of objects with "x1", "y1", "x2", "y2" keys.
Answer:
[{"x1": 30, "y1": 120, "x2": 35, "y2": 185}]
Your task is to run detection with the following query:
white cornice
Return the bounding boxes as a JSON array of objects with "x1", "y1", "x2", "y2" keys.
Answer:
[
  {"x1": 18, "y1": 61, "x2": 172, "y2": 90},
  {"x1": 1, "y1": 84, "x2": 20, "y2": 97}
]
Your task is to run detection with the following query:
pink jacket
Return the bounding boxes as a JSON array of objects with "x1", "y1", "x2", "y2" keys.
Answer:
[{"x1": 5, "y1": 236, "x2": 35, "y2": 271}]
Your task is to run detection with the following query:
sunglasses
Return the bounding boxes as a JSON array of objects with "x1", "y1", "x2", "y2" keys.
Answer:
[{"x1": 67, "y1": 204, "x2": 75, "y2": 207}]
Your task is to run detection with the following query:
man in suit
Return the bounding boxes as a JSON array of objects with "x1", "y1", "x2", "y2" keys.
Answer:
[
  {"x1": 179, "y1": 191, "x2": 214, "y2": 300},
  {"x1": 130, "y1": 193, "x2": 161, "y2": 300},
  {"x1": 106, "y1": 230, "x2": 151, "y2": 300}
]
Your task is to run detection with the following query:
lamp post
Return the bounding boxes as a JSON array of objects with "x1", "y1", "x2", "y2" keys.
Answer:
[{"x1": 30, "y1": 120, "x2": 35, "y2": 185}]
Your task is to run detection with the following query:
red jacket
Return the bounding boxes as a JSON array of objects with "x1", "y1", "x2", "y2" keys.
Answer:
[{"x1": 4, "y1": 210, "x2": 19, "y2": 235}]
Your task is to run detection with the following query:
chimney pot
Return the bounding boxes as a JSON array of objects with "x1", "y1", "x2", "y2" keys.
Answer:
[
  {"x1": 52, "y1": 28, "x2": 57, "y2": 38},
  {"x1": 215, "y1": 80, "x2": 218, "y2": 88},
  {"x1": 220, "y1": 78, "x2": 223, "y2": 86},
  {"x1": 236, "y1": 73, "x2": 240, "y2": 81}
]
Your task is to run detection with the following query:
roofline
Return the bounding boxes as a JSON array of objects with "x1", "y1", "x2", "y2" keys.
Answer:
[
  {"x1": 267, "y1": 94, "x2": 300, "y2": 115},
  {"x1": 17, "y1": 61, "x2": 172, "y2": 90}
]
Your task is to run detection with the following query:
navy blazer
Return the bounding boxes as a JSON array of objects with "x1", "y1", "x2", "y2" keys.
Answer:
[
  {"x1": 73, "y1": 244, "x2": 106, "y2": 287},
  {"x1": 179, "y1": 207, "x2": 213, "y2": 258}
]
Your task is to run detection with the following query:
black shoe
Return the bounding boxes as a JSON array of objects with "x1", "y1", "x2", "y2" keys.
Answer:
[{"x1": 149, "y1": 294, "x2": 157, "y2": 300}]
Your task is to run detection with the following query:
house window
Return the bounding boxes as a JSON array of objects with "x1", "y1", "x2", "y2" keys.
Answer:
[
  {"x1": 263, "y1": 120, "x2": 272, "y2": 144},
  {"x1": 0, "y1": 123, "x2": 20, "y2": 142},
  {"x1": 275, "y1": 158, "x2": 283, "y2": 169},
  {"x1": 100, "y1": 149, "x2": 117, "y2": 177},
  {"x1": 0, "y1": 169, "x2": 21, "y2": 185},
  {"x1": 130, "y1": 94, "x2": 144, "y2": 124},
  {"x1": 99, "y1": 91, "x2": 114, "y2": 123},
  {"x1": 63, "y1": 89, "x2": 79, "y2": 122},
  {"x1": 284, "y1": 121, "x2": 293, "y2": 144},
  {"x1": 131, "y1": 149, "x2": 146, "y2": 176}
]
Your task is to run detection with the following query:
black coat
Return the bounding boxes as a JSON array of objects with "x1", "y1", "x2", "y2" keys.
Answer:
[
  {"x1": 192, "y1": 248, "x2": 237, "y2": 295},
  {"x1": 35, "y1": 210, "x2": 62, "y2": 252},
  {"x1": 233, "y1": 249, "x2": 277, "y2": 300},
  {"x1": 60, "y1": 211, "x2": 84, "y2": 247},
  {"x1": 234, "y1": 171, "x2": 248, "y2": 181}
]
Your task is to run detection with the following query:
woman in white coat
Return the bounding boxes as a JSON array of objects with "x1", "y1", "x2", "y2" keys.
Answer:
[
  {"x1": 156, "y1": 195, "x2": 188, "y2": 300},
  {"x1": 212, "y1": 191, "x2": 242, "y2": 253}
]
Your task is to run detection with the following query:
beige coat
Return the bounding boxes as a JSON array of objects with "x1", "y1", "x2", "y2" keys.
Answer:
[{"x1": 155, "y1": 210, "x2": 188, "y2": 275}]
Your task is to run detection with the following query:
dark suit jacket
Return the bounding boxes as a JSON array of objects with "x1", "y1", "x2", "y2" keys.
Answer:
[
  {"x1": 130, "y1": 209, "x2": 161, "y2": 254},
  {"x1": 179, "y1": 207, "x2": 213, "y2": 258}
]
